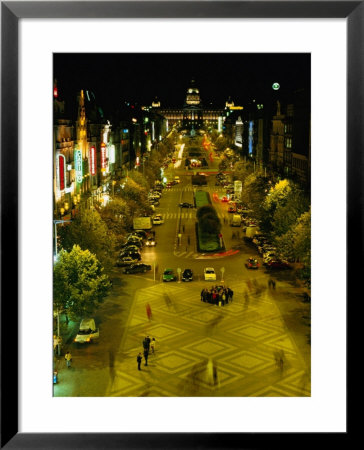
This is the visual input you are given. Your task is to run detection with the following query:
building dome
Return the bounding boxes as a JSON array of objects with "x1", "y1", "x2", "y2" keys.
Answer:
[{"x1": 186, "y1": 79, "x2": 201, "y2": 105}]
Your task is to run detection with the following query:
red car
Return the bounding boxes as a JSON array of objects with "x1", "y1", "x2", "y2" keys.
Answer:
[
  {"x1": 266, "y1": 260, "x2": 290, "y2": 269},
  {"x1": 246, "y1": 258, "x2": 260, "y2": 269}
]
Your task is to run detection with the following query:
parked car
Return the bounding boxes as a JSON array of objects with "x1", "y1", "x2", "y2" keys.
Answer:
[
  {"x1": 163, "y1": 268, "x2": 177, "y2": 282},
  {"x1": 127, "y1": 234, "x2": 143, "y2": 242},
  {"x1": 228, "y1": 206, "x2": 237, "y2": 213},
  {"x1": 74, "y1": 318, "x2": 99, "y2": 344},
  {"x1": 133, "y1": 230, "x2": 148, "y2": 239},
  {"x1": 152, "y1": 214, "x2": 164, "y2": 225},
  {"x1": 119, "y1": 251, "x2": 141, "y2": 261},
  {"x1": 179, "y1": 202, "x2": 193, "y2": 208},
  {"x1": 145, "y1": 236, "x2": 156, "y2": 247},
  {"x1": 266, "y1": 260, "x2": 291, "y2": 269},
  {"x1": 123, "y1": 240, "x2": 143, "y2": 249},
  {"x1": 221, "y1": 196, "x2": 228, "y2": 202},
  {"x1": 245, "y1": 258, "x2": 260, "y2": 269},
  {"x1": 204, "y1": 267, "x2": 216, "y2": 281},
  {"x1": 123, "y1": 263, "x2": 152, "y2": 274},
  {"x1": 121, "y1": 240, "x2": 142, "y2": 250},
  {"x1": 182, "y1": 269, "x2": 193, "y2": 281},
  {"x1": 115, "y1": 256, "x2": 139, "y2": 267}
]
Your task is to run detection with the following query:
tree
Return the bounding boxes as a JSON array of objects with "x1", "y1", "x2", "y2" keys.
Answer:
[
  {"x1": 292, "y1": 208, "x2": 311, "y2": 266},
  {"x1": 58, "y1": 209, "x2": 116, "y2": 270},
  {"x1": 118, "y1": 177, "x2": 149, "y2": 214},
  {"x1": 271, "y1": 187, "x2": 310, "y2": 237},
  {"x1": 215, "y1": 136, "x2": 227, "y2": 152},
  {"x1": 128, "y1": 170, "x2": 150, "y2": 190},
  {"x1": 199, "y1": 214, "x2": 221, "y2": 234},
  {"x1": 196, "y1": 205, "x2": 218, "y2": 221},
  {"x1": 54, "y1": 245, "x2": 111, "y2": 320},
  {"x1": 274, "y1": 208, "x2": 311, "y2": 267},
  {"x1": 99, "y1": 198, "x2": 132, "y2": 246},
  {"x1": 196, "y1": 205, "x2": 221, "y2": 234}
]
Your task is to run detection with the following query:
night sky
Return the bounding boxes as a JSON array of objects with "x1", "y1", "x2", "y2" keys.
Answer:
[{"x1": 54, "y1": 53, "x2": 310, "y2": 116}]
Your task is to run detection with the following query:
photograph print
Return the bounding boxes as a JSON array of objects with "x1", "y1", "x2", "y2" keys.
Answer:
[{"x1": 53, "y1": 53, "x2": 311, "y2": 397}]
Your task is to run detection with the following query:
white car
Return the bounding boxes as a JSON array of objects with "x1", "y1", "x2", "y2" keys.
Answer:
[
  {"x1": 145, "y1": 236, "x2": 156, "y2": 246},
  {"x1": 74, "y1": 318, "x2": 99, "y2": 344},
  {"x1": 204, "y1": 267, "x2": 216, "y2": 281},
  {"x1": 152, "y1": 215, "x2": 164, "y2": 225}
]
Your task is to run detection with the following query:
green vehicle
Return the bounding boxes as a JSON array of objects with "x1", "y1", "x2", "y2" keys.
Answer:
[{"x1": 162, "y1": 268, "x2": 177, "y2": 282}]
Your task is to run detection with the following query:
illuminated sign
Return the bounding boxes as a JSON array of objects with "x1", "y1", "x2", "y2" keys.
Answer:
[
  {"x1": 272, "y1": 82, "x2": 280, "y2": 90},
  {"x1": 74, "y1": 149, "x2": 83, "y2": 183},
  {"x1": 89, "y1": 146, "x2": 96, "y2": 176},
  {"x1": 218, "y1": 117, "x2": 223, "y2": 133},
  {"x1": 229, "y1": 106, "x2": 244, "y2": 110},
  {"x1": 101, "y1": 143, "x2": 107, "y2": 171},
  {"x1": 108, "y1": 145, "x2": 115, "y2": 164},
  {"x1": 136, "y1": 156, "x2": 140, "y2": 166},
  {"x1": 56, "y1": 154, "x2": 66, "y2": 191},
  {"x1": 249, "y1": 121, "x2": 254, "y2": 154},
  {"x1": 235, "y1": 116, "x2": 243, "y2": 148}
]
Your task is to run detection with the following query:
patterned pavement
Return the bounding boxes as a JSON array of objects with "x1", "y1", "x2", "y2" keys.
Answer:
[{"x1": 105, "y1": 279, "x2": 311, "y2": 397}]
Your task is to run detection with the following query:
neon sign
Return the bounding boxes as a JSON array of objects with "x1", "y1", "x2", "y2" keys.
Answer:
[
  {"x1": 56, "y1": 154, "x2": 66, "y2": 191},
  {"x1": 108, "y1": 145, "x2": 115, "y2": 164},
  {"x1": 101, "y1": 143, "x2": 107, "y2": 171},
  {"x1": 89, "y1": 146, "x2": 96, "y2": 176},
  {"x1": 74, "y1": 149, "x2": 83, "y2": 183},
  {"x1": 249, "y1": 121, "x2": 254, "y2": 155}
]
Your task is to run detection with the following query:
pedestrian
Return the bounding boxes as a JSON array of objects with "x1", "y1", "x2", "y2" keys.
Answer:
[
  {"x1": 272, "y1": 280, "x2": 276, "y2": 289},
  {"x1": 64, "y1": 351, "x2": 72, "y2": 368},
  {"x1": 188, "y1": 236, "x2": 190, "y2": 246},
  {"x1": 143, "y1": 336, "x2": 151, "y2": 351},
  {"x1": 247, "y1": 279, "x2": 253, "y2": 292},
  {"x1": 143, "y1": 348, "x2": 149, "y2": 366},
  {"x1": 201, "y1": 288, "x2": 205, "y2": 302},
  {"x1": 146, "y1": 303, "x2": 152, "y2": 320},
  {"x1": 150, "y1": 337, "x2": 156, "y2": 354},
  {"x1": 228, "y1": 287, "x2": 233, "y2": 302},
  {"x1": 137, "y1": 352, "x2": 142, "y2": 370},
  {"x1": 182, "y1": 224, "x2": 185, "y2": 233},
  {"x1": 268, "y1": 279, "x2": 273, "y2": 289}
]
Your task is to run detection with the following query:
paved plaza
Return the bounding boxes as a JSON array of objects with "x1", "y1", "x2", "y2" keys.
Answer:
[{"x1": 103, "y1": 278, "x2": 310, "y2": 397}]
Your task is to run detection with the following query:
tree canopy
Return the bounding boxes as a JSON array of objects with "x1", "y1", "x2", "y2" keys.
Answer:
[
  {"x1": 58, "y1": 209, "x2": 116, "y2": 269},
  {"x1": 54, "y1": 245, "x2": 111, "y2": 320}
]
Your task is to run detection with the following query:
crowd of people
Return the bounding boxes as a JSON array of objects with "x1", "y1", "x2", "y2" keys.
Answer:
[{"x1": 200, "y1": 285, "x2": 233, "y2": 306}]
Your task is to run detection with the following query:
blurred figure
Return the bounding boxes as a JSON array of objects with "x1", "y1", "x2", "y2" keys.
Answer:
[
  {"x1": 150, "y1": 337, "x2": 156, "y2": 354},
  {"x1": 244, "y1": 292, "x2": 250, "y2": 310},
  {"x1": 146, "y1": 303, "x2": 152, "y2": 321},
  {"x1": 143, "y1": 348, "x2": 149, "y2": 366},
  {"x1": 64, "y1": 351, "x2": 72, "y2": 368},
  {"x1": 137, "y1": 352, "x2": 142, "y2": 371},
  {"x1": 274, "y1": 349, "x2": 285, "y2": 372}
]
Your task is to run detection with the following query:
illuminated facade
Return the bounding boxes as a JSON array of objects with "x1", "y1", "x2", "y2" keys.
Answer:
[{"x1": 154, "y1": 79, "x2": 224, "y2": 130}]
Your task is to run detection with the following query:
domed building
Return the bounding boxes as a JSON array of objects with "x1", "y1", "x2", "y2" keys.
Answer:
[{"x1": 153, "y1": 79, "x2": 224, "y2": 132}]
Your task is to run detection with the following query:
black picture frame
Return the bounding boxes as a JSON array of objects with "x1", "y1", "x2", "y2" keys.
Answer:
[{"x1": 1, "y1": 1, "x2": 357, "y2": 448}]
